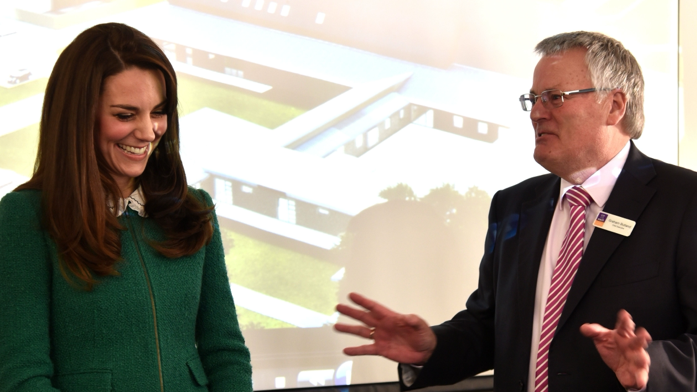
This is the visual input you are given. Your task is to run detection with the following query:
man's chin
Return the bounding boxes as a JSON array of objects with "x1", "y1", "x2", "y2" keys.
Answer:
[
  {"x1": 533, "y1": 152, "x2": 558, "y2": 175},
  {"x1": 533, "y1": 150, "x2": 548, "y2": 166}
]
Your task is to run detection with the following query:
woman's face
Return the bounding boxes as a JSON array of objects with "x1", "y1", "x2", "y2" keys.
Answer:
[{"x1": 96, "y1": 67, "x2": 168, "y2": 197}]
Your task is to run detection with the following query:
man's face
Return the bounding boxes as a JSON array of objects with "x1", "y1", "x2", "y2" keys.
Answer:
[{"x1": 530, "y1": 48, "x2": 626, "y2": 183}]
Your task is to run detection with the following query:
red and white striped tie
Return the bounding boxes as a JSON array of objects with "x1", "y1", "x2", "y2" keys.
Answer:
[{"x1": 534, "y1": 186, "x2": 592, "y2": 392}]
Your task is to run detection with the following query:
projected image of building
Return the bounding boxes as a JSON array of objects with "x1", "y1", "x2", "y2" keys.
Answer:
[{"x1": 0, "y1": 1, "x2": 577, "y2": 389}]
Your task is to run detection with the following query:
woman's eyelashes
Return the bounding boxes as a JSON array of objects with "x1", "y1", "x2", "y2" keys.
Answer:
[{"x1": 113, "y1": 110, "x2": 166, "y2": 122}]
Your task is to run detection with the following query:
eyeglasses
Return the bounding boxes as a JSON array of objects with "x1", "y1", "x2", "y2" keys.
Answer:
[{"x1": 519, "y1": 88, "x2": 600, "y2": 111}]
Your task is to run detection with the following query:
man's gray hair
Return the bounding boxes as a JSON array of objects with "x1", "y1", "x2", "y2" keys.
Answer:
[{"x1": 535, "y1": 31, "x2": 644, "y2": 139}]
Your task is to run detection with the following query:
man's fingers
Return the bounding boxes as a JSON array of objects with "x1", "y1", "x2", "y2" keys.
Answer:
[
  {"x1": 580, "y1": 322, "x2": 609, "y2": 338},
  {"x1": 348, "y1": 292, "x2": 396, "y2": 317},
  {"x1": 581, "y1": 311, "x2": 652, "y2": 390},
  {"x1": 335, "y1": 293, "x2": 399, "y2": 328},
  {"x1": 636, "y1": 327, "x2": 652, "y2": 344},
  {"x1": 614, "y1": 309, "x2": 636, "y2": 337},
  {"x1": 629, "y1": 327, "x2": 653, "y2": 350},
  {"x1": 336, "y1": 303, "x2": 378, "y2": 326},
  {"x1": 334, "y1": 322, "x2": 374, "y2": 339},
  {"x1": 343, "y1": 344, "x2": 379, "y2": 356}
]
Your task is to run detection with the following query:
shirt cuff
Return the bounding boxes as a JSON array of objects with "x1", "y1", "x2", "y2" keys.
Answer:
[{"x1": 399, "y1": 363, "x2": 423, "y2": 387}]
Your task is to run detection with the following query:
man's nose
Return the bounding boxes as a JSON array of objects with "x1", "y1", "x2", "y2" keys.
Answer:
[{"x1": 529, "y1": 98, "x2": 549, "y2": 123}]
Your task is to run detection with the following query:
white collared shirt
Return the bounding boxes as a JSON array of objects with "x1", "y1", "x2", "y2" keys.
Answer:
[
  {"x1": 527, "y1": 141, "x2": 631, "y2": 392},
  {"x1": 108, "y1": 186, "x2": 147, "y2": 218}
]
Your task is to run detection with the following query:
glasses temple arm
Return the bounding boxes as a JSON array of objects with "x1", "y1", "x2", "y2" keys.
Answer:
[{"x1": 565, "y1": 88, "x2": 598, "y2": 95}]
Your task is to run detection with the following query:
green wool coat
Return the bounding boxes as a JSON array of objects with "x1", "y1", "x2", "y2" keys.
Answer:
[{"x1": 0, "y1": 189, "x2": 253, "y2": 392}]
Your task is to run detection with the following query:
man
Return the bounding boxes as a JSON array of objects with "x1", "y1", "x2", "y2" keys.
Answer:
[{"x1": 334, "y1": 31, "x2": 697, "y2": 392}]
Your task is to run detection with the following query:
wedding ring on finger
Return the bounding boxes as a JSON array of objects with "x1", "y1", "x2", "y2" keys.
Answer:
[{"x1": 369, "y1": 327, "x2": 376, "y2": 339}]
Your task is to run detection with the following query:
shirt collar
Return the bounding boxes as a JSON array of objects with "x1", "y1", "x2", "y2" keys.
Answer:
[
  {"x1": 110, "y1": 186, "x2": 147, "y2": 217},
  {"x1": 558, "y1": 141, "x2": 630, "y2": 209}
]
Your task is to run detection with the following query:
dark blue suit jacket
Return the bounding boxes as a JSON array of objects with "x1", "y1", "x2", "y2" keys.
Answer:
[{"x1": 403, "y1": 143, "x2": 697, "y2": 392}]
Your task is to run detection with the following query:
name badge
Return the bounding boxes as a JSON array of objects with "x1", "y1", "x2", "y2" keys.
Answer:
[{"x1": 593, "y1": 212, "x2": 635, "y2": 237}]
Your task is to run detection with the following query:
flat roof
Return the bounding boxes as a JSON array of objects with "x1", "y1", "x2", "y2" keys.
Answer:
[{"x1": 180, "y1": 108, "x2": 386, "y2": 216}]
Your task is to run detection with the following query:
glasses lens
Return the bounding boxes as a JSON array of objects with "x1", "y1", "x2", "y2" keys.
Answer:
[
  {"x1": 541, "y1": 89, "x2": 564, "y2": 108},
  {"x1": 519, "y1": 94, "x2": 535, "y2": 111}
]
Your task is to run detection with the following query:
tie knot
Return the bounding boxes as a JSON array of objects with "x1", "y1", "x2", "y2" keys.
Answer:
[{"x1": 566, "y1": 186, "x2": 592, "y2": 208}]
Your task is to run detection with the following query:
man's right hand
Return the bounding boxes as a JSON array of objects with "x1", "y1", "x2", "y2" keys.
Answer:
[{"x1": 334, "y1": 292, "x2": 437, "y2": 365}]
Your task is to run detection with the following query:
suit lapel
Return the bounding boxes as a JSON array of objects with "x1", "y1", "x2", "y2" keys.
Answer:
[
  {"x1": 557, "y1": 143, "x2": 657, "y2": 330},
  {"x1": 517, "y1": 176, "x2": 560, "y2": 333}
]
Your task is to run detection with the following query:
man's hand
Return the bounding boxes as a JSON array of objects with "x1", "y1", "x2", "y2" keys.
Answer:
[
  {"x1": 580, "y1": 309, "x2": 652, "y2": 390},
  {"x1": 334, "y1": 292, "x2": 437, "y2": 365}
]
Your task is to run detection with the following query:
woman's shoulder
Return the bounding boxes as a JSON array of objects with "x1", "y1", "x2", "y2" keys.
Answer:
[
  {"x1": 0, "y1": 189, "x2": 41, "y2": 227},
  {"x1": 0, "y1": 189, "x2": 42, "y2": 217},
  {"x1": 187, "y1": 186, "x2": 213, "y2": 206}
]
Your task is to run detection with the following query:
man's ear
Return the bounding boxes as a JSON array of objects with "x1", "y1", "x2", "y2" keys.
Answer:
[{"x1": 606, "y1": 89, "x2": 627, "y2": 126}]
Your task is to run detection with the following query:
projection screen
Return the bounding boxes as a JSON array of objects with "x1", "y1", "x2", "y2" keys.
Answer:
[{"x1": 0, "y1": 0, "x2": 678, "y2": 389}]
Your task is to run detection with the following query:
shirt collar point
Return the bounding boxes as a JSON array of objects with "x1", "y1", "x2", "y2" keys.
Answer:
[{"x1": 111, "y1": 186, "x2": 147, "y2": 218}]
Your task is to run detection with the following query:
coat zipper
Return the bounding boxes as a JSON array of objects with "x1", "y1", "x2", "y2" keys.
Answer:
[{"x1": 126, "y1": 212, "x2": 165, "y2": 392}]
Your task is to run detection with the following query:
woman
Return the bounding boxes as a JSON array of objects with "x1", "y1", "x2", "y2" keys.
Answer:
[{"x1": 0, "y1": 23, "x2": 253, "y2": 391}]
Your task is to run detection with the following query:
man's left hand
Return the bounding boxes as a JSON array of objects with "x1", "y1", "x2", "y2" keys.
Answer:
[{"x1": 580, "y1": 309, "x2": 652, "y2": 390}]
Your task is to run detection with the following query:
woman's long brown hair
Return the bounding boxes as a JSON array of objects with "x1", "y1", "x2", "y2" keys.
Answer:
[{"x1": 16, "y1": 23, "x2": 213, "y2": 290}]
